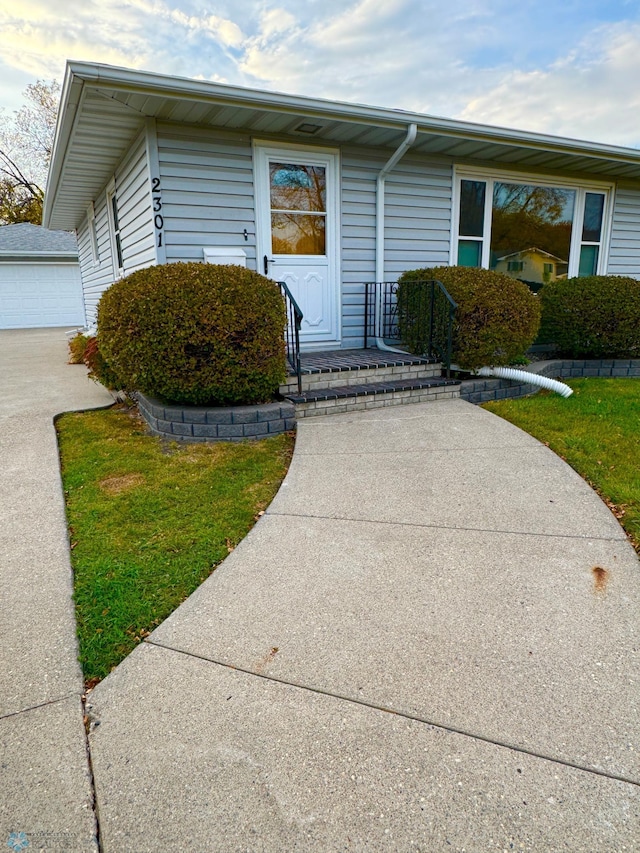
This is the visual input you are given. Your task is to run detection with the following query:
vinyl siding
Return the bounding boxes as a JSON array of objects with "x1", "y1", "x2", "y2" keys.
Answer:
[
  {"x1": 608, "y1": 183, "x2": 640, "y2": 278},
  {"x1": 77, "y1": 129, "x2": 155, "y2": 325},
  {"x1": 156, "y1": 124, "x2": 256, "y2": 267},
  {"x1": 82, "y1": 123, "x2": 456, "y2": 348},
  {"x1": 340, "y1": 146, "x2": 452, "y2": 348},
  {"x1": 116, "y1": 131, "x2": 156, "y2": 274},
  {"x1": 77, "y1": 192, "x2": 115, "y2": 326}
]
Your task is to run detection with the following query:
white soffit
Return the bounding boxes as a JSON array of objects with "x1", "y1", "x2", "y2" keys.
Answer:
[{"x1": 44, "y1": 61, "x2": 640, "y2": 230}]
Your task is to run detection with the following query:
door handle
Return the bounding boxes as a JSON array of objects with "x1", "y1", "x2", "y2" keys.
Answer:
[{"x1": 263, "y1": 254, "x2": 274, "y2": 275}]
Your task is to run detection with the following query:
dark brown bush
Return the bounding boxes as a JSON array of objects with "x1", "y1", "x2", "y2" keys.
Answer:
[
  {"x1": 398, "y1": 265, "x2": 541, "y2": 370},
  {"x1": 96, "y1": 263, "x2": 287, "y2": 405},
  {"x1": 540, "y1": 275, "x2": 640, "y2": 358}
]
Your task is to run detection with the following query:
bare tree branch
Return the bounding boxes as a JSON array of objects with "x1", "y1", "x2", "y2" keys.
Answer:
[{"x1": 0, "y1": 79, "x2": 58, "y2": 225}]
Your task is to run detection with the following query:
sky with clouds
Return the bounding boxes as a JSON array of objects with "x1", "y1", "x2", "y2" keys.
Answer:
[{"x1": 1, "y1": 0, "x2": 640, "y2": 147}]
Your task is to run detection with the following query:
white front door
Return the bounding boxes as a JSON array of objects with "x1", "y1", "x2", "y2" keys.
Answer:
[{"x1": 255, "y1": 145, "x2": 340, "y2": 346}]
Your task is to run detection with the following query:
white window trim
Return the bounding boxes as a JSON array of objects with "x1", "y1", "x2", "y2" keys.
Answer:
[
  {"x1": 106, "y1": 178, "x2": 125, "y2": 278},
  {"x1": 86, "y1": 202, "x2": 99, "y2": 266},
  {"x1": 251, "y1": 138, "x2": 342, "y2": 272},
  {"x1": 450, "y1": 165, "x2": 615, "y2": 278}
]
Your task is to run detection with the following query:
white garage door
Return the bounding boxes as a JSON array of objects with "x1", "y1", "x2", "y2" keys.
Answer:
[{"x1": 0, "y1": 262, "x2": 86, "y2": 329}]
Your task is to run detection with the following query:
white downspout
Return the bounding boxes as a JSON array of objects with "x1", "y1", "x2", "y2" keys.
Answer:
[{"x1": 374, "y1": 123, "x2": 418, "y2": 353}]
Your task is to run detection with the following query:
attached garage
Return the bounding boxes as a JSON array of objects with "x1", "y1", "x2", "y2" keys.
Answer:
[{"x1": 0, "y1": 223, "x2": 86, "y2": 329}]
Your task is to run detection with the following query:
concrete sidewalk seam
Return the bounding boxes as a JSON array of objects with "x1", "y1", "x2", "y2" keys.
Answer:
[
  {"x1": 143, "y1": 639, "x2": 640, "y2": 790},
  {"x1": 80, "y1": 695, "x2": 103, "y2": 853},
  {"x1": 265, "y1": 508, "x2": 629, "y2": 543},
  {"x1": 294, "y1": 445, "x2": 542, "y2": 457},
  {"x1": 0, "y1": 691, "x2": 83, "y2": 722}
]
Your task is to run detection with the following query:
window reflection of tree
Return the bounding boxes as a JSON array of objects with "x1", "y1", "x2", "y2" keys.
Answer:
[
  {"x1": 272, "y1": 214, "x2": 325, "y2": 254},
  {"x1": 270, "y1": 164, "x2": 326, "y2": 210},
  {"x1": 270, "y1": 164, "x2": 327, "y2": 255},
  {"x1": 490, "y1": 183, "x2": 574, "y2": 266}
]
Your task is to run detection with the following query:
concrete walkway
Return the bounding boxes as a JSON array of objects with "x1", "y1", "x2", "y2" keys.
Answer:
[
  {"x1": 0, "y1": 329, "x2": 112, "y2": 852},
  {"x1": 88, "y1": 398, "x2": 640, "y2": 849},
  {"x1": 2, "y1": 330, "x2": 639, "y2": 851}
]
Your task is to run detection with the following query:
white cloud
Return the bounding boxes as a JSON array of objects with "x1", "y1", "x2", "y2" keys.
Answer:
[
  {"x1": 0, "y1": 0, "x2": 245, "y2": 91},
  {"x1": 458, "y1": 23, "x2": 640, "y2": 146},
  {"x1": 308, "y1": 0, "x2": 410, "y2": 49},
  {"x1": 239, "y1": 1, "x2": 457, "y2": 105},
  {"x1": 158, "y1": 6, "x2": 244, "y2": 46},
  {"x1": 259, "y1": 8, "x2": 296, "y2": 38},
  {"x1": 1, "y1": 0, "x2": 640, "y2": 149}
]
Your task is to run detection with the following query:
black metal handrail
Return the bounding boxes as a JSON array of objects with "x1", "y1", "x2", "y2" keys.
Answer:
[
  {"x1": 277, "y1": 280, "x2": 303, "y2": 393},
  {"x1": 364, "y1": 280, "x2": 457, "y2": 377}
]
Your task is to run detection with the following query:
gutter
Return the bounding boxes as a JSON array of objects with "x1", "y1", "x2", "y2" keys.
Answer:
[
  {"x1": 374, "y1": 123, "x2": 417, "y2": 353},
  {"x1": 42, "y1": 66, "x2": 86, "y2": 228},
  {"x1": 0, "y1": 253, "x2": 78, "y2": 263},
  {"x1": 59, "y1": 62, "x2": 640, "y2": 167}
]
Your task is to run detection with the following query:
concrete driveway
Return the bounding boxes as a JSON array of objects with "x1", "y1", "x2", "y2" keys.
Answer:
[{"x1": 0, "y1": 329, "x2": 112, "y2": 852}]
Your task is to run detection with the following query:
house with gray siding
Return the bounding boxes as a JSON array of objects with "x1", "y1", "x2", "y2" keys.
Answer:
[{"x1": 43, "y1": 61, "x2": 640, "y2": 353}]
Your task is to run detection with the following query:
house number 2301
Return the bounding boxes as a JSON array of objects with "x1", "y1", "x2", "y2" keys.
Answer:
[{"x1": 151, "y1": 177, "x2": 164, "y2": 248}]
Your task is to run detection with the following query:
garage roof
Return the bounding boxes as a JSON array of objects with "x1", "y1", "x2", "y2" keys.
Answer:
[
  {"x1": 0, "y1": 223, "x2": 78, "y2": 260},
  {"x1": 44, "y1": 61, "x2": 640, "y2": 230}
]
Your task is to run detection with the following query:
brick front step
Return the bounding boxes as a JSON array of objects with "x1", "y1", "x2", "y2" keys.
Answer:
[
  {"x1": 284, "y1": 377, "x2": 460, "y2": 418},
  {"x1": 279, "y1": 349, "x2": 441, "y2": 395}
]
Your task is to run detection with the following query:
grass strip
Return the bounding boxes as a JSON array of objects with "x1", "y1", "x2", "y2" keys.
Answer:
[
  {"x1": 483, "y1": 378, "x2": 640, "y2": 552},
  {"x1": 57, "y1": 404, "x2": 294, "y2": 685}
]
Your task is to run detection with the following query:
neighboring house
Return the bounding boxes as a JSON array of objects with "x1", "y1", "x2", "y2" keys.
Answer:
[
  {"x1": 43, "y1": 61, "x2": 640, "y2": 351},
  {"x1": 494, "y1": 247, "x2": 568, "y2": 287},
  {"x1": 0, "y1": 223, "x2": 85, "y2": 330}
]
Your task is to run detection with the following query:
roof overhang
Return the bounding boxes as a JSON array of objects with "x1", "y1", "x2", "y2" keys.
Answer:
[
  {"x1": 44, "y1": 61, "x2": 640, "y2": 230},
  {"x1": 0, "y1": 254, "x2": 78, "y2": 263}
]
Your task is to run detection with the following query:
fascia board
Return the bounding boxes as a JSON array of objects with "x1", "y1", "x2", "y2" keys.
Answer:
[
  {"x1": 64, "y1": 61, "x2": 640, "y2": 167},
  {"x1": 43, "y1": 65, "x2": 86, "y2": 228},
  {"x1": 44, "y1": 59, "x2": 640, "y2": 230},
  {"x1": 0, "y1": 253, "x2": 78, "y2": 261}
]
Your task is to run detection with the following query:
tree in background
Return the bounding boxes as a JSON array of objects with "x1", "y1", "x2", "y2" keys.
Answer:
[
  {"x1": 0, "y1": 80, "x2": 60, "y2": 225},
  {"x1": 490, "y1": 183, "x2": 573, "y2": 263}
]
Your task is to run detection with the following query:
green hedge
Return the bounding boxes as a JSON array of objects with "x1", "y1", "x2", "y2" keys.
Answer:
[
  {"x1": 540, "y1": 275, "x2": 640, "y2": 358},
  {"x1": 398, "y1": 266, "x2": 541, "y2": 370},
  {"x1": 96, "y1": 262, "x2": 287, "y2": 406}
]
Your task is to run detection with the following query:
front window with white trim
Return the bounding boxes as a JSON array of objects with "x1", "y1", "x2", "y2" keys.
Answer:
[
  {"x1": 453, "y1": 169, "x2": 611, "y2": 289},
  {"x1": 106, "y1": 183, "x2": 124, "y2": 276}
]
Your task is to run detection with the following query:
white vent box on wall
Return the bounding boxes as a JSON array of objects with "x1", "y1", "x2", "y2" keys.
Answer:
[{"x1": 203, "y1": 247, "x2": 247, "y2": 266}]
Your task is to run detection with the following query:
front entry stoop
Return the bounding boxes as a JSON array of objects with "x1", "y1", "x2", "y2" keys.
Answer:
[{"x1": 280, "y1": 349, "x2": 460, "y2": 418}]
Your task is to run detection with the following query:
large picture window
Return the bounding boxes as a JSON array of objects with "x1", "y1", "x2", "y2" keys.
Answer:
[{"x1": 453, "y1": 170, "x2": 611, "y2": 289}]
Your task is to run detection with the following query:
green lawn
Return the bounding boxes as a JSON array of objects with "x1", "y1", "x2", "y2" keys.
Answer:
[
  {"x1": 483, "y1": 378, "x2": 640, "y2": 552},
  {"x1": 57, "y1": 405, "x2": 294, "y2": 685}
]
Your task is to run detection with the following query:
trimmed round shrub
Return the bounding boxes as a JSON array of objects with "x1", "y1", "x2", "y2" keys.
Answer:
[
  {"x1": 540, "y1": 275, "x2": 640, "y2": 358},
  {"x1": 397, "y1": 266, "x2": 541, "y2": 370},
  {"x1": 97, "y1": 262, "x2": 287, "y2": 405}
]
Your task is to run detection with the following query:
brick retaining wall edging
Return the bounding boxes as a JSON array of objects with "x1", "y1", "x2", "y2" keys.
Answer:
[
  {"x1": 460, "y1": 359, "x2": 640, "y2": 404},
  {"x1": 136, "y1": 393, "x2": 296, "y2": 442}
]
